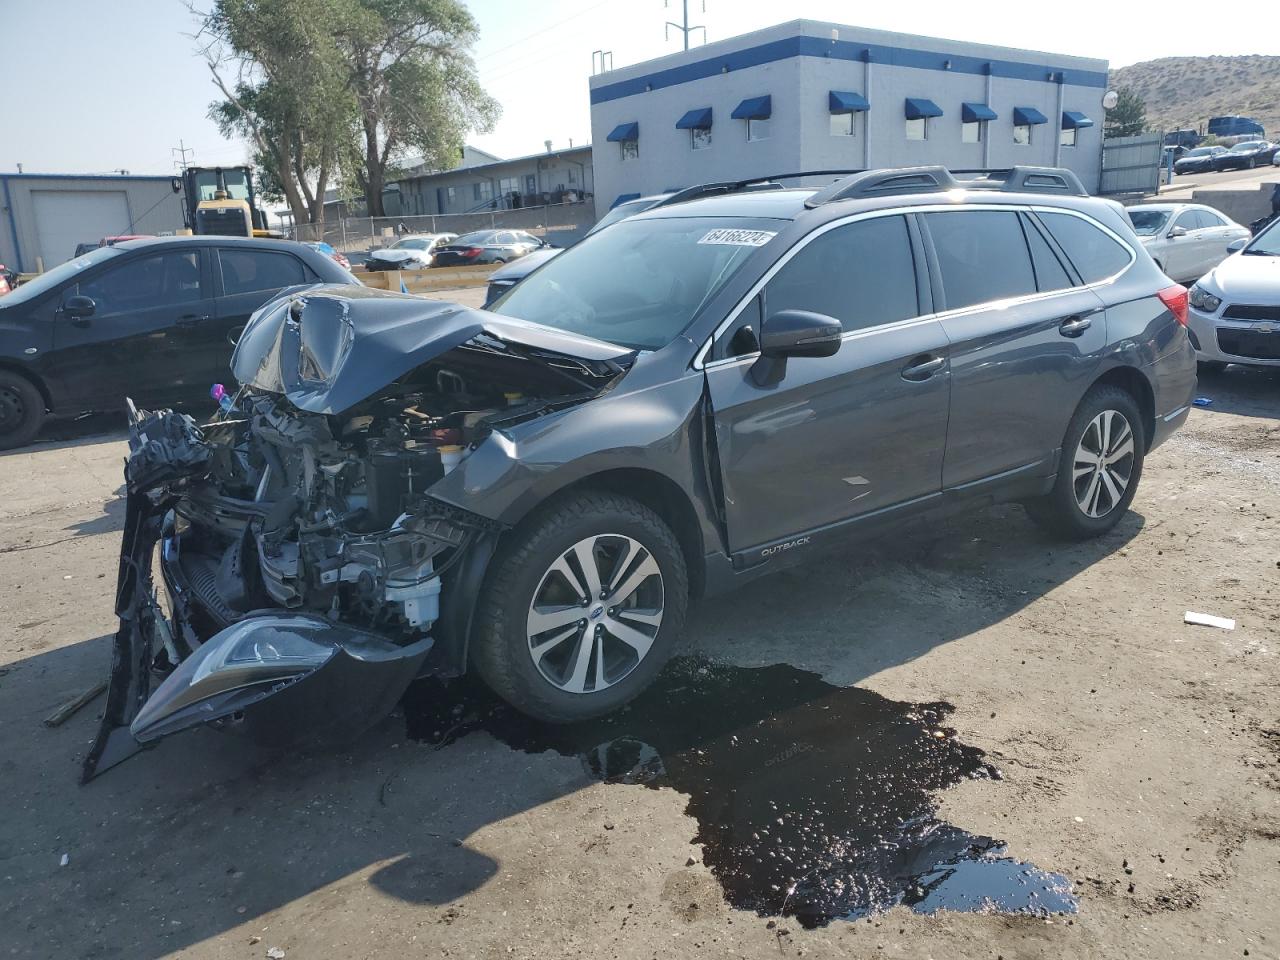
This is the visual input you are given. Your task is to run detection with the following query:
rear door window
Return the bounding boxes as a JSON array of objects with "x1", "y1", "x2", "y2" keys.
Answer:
[
  {"x1": 763, "y1": 214, "x2": 920, "y2": 334},
  {"x1": 924, "y1": 211, "x2": 1037, "y2": 310},
  {"x1": 1173, "y1": 211, "x2": 1200, "y2": 232},
  {"x1": 218, "y1": 249, "x2": 307, "y2": 295},
  {"x1": 1037, "y1": 212, "x2": 1133, "y2": 284},
  {"x1": 1195, "y1": 210, "x2": 1225, "y2": 229},
  {"x1": 1021, "y1": 216, "x2": 1075, "y2": 292}
]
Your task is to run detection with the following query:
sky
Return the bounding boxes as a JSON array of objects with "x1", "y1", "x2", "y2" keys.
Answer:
[{"x1": 1, "y1": 0, "x2": 1272, "y2": 176}]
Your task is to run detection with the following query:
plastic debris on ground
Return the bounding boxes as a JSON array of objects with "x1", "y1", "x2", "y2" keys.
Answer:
[
  {"x1": 1184, "y1": 611, "x2": 1236, "y2": 630},
  {"x1": 1193, "y1": 397, "x2": 1213, "y2": 407}
]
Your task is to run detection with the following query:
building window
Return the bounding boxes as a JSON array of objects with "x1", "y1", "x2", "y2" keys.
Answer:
[
  {"x1": 498, "y1": 176, "x2": 520, "y2": 198},
  {"x1": 906, "y1": 117, "x2": 928, "y2": 141},
  {"x1": 620, "y1": 139, "x2": 639, "y2": 161},
  {"x1": 962, "y1": 120, "x2": 983, "y2": 144},
  {"x1": 446, "y1": 186, "x2": 456, "y2": 205},
  {"x1": 691, "y1": 126, "x2": 712, "y2": 150},
  {"x1": 830, "y1": 112, "x2": 855, "y2": 137},
  {"x1": 1013, "y1": 124, "x2": 1032, "y2": 145},
  {"x1": 567, "y1": 167, "x2": 577, "y2": 184},
  {"x1": 473, "y1": 181, "x2": 492, "y2": 202},
  {"x1": 747, "y1": 117, "x2": 771, "y2": 141},
  {"x1": 1059, "y1": 126, "x2": 1077, "y2": 147}
]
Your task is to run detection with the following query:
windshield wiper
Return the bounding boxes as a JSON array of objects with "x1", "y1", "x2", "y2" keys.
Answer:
[{"x1": 1242, "y1": 248, "x2": 1279, "y2": 256}]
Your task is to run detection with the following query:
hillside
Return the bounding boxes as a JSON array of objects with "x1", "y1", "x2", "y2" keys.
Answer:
[{"x1": 1110, "y1": 55, "x2": 1280, "y2": 138}]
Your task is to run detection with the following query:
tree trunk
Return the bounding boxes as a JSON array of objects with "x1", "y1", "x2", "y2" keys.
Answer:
[{"x1": 363, "y1": 115, "x2": 385, "y2": 218}]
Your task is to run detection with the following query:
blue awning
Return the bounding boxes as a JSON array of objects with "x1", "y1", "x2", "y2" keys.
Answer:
[
  {"x1": 675, "y1": 107, "x2": 713, "y2": 130},
  {"x1": 904, "y1": 98, "x2": 943, "y2": 120},
  {"x1": 828, "y1": 90, "x2": 870, "y2": 113},
  {"x1": 961, "y1": 102, "x2": 997, "y2": 123},
  {"x1": 611, "y1": 193, "x2": 641, "y2": 208},
  {"x1": 731, "y1": 95, "x2": 772, "y2": 120},
  {"x1": 1062, "y1": 110, "x2": 1094, "y2": 129},
  {"x1": 1013, "y1": 107, "x2": 1048, "y2": 126},
  {"x1": 606, "y1": 122, "x2": 639, "y2": 142}
]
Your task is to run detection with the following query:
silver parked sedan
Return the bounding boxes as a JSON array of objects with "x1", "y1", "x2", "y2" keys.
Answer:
[
  {"x1": 430, "y1": 230, "x2": 549, "y2": 267},
  {"x1": 1128, "y1": 203, "x2": 1250, "y2": 284}
]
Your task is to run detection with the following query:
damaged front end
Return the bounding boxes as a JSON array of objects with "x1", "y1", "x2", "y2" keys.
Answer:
[{"x1": 84, "y1": 287, "x2": 633, "y2": 782}]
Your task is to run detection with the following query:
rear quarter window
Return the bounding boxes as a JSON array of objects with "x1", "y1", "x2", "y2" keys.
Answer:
[{"x1": 1038, "y1": 212, "x2": 1133, "y2": 284}]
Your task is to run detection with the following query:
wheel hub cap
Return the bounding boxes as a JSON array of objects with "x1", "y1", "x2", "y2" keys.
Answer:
[{"x1": 526, "y1": 533, "x2": 665, "y2": 695}]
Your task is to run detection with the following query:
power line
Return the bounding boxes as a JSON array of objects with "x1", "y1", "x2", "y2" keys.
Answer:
[
  {"x1": 475, "y1": 0, "x2": 615, "y2": 62},
  {"x1": 172, "y1": 139, "x2": 195, "y2": 171}
]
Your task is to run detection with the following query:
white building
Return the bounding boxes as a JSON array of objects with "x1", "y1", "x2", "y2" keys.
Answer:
[{"x1": 589, "y1": 20, "x2": 1108, "y2": 208}]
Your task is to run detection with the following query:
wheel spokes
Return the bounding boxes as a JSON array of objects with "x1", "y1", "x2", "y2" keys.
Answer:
[{"x1": 1074, "y1": 409, "x2": 1134, "y2": 519}]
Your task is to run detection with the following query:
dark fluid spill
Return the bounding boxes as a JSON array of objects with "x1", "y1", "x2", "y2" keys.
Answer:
[{"x1": 402, "y1": 659, "x2": 1076, "y2": 927}]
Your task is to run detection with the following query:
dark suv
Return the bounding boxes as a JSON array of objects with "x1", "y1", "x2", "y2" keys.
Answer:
[{"x1": 87, "y1": 166, "x2": 1195, "y2": 779}]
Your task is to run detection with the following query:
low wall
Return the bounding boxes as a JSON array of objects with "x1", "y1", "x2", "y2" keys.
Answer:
[{"x1": 1192, "y1": 181, "x2": 1279, "y2": 226}]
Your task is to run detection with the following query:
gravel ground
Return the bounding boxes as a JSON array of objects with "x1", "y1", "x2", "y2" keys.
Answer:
[{"x1": 0, "y1": 359, "x2": 1276, "y2": 960}]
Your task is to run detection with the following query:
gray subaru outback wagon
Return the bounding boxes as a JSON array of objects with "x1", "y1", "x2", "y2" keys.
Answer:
[{"x1": 87, "y1": 166, "x2": 1194, "y2": 779}]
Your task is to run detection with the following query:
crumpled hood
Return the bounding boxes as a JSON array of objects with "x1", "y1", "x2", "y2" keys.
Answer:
[
  {"x1": 230, "y1": 284, "x2": 635, "y2": 414},
  {"x1": 1200, "y1": 253, "x2": 1280, "y2": 303}
]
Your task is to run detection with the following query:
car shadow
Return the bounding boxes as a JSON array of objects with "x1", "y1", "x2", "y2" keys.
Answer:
[
  {"x1": 0, "y1": 502, "x2": 1142, "y2": 958},
  {"x1": 1193, "y1": 363, "x2": 1280, "y2": 418}
]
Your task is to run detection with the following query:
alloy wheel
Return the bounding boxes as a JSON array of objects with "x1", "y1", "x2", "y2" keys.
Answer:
[
  {"x1": 1072, "y1": 409, "x2": 1135, "y2": 519},
  {"x1": 525, "y1": 533, "x2": 664, "y2": 695}
]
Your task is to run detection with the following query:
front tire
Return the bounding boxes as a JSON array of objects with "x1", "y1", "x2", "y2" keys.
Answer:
[
  {"x1": 471, "y1": 491, "x2": 689, "y2": 723},
  {"x1": 0, "y1": 370, "x2": 46, "y2": 451},
  {"x1": 1026, "y1": 385, "x2": 1145, "y2": 540}
]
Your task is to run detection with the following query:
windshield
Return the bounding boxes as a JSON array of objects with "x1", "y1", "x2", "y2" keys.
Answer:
[
  {"x1": 392, "y1": 238, "x2": 432, "y2": 250},
  {"x1": 454, "y1": 232, "x2": 497, "y2": 246},
  {"x1": 192, "y1": 169, "x2": 251, "y2": 201},
  {"x1": 1185, "y1": 148, "x2": 1214, "y2": 157},
  {"x1": 1129, "y1": 210, "x2": 1171, "y2": 236},
  {"x1": 1244, "y1": 219, "x2": 1280, "y2": 256},
  {"x1": 1230, "y1": 142, "x2": 1264, "y2": 152},
  {"x1": 491, "y1": 216, "x2": 780, "y2": 350},
  {"x1": 0, "y1": 246, "x2": 123, "y2": 307}
]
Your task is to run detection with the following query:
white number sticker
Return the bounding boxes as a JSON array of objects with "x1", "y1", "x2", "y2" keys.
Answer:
[{"x1": 697, "y1": 228, "x2": 776, "y2": 247}]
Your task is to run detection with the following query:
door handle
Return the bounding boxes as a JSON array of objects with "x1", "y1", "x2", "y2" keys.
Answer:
[
  {"x1": 175, "y1": 314, "x2": 211, "y2": 328},
  {"x1": 901, "y1": 355, "x2": 946, "y2": 381},
  {"x1": 1058, "y1": 315, "x2": 1093, "y2": 338}
]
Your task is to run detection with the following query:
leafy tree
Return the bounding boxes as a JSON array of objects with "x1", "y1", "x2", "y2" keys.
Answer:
[
  {"x1": 1105, "y1": 87, "x2": 1148, "y2": 138},
  {"x1": 199, "y1": 0, "x2": 357, "y2": 227},
  {"x1": 336, "y1": 0, "x2": 500, "y2": 217}
]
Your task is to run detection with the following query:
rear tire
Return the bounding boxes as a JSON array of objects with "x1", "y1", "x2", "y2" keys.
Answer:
[
  {"x1": 0, "y1": 370, "x2": 46, "y2": 451},
  {"x1": 1026, "y1": 385, "x2": 1145, "y2": 541},
  {"x1": 470, "y1": 491, "x2": 688, "y2": 723}
]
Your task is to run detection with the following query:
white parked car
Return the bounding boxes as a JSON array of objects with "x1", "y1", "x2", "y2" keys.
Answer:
[
  {"x1": 1186, "y1": 217, "x2": 1280, "y2": 371},
  {"x1": 1127, "y1": 204, "x2": 1251, "y2": 284},
  {"x1": 365, "y1": 233, "x2": 458, "y2": 271}
]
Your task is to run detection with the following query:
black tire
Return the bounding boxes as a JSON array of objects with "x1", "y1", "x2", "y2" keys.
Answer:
[
  {"x1": 471, "y1": 491, "x2": 689, "y2": 723},
  {"x1": 1026, "y1": 385, "x2": 1145, "y2": 541},
  {"x1": 1198, "y1": 360, "x2": 1229, "y2": 375},
  {"x1": 0, "y1": 370, "x2": 46, "y2": 451}
]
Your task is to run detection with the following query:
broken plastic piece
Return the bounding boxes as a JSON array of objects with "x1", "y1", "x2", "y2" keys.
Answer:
[
  {"x1": 1184, "y1": 611, "x2": 1235, "y2": 630},
  {"x1": 1192, "y1": 397, "x2": 1213, "y2": 407}
]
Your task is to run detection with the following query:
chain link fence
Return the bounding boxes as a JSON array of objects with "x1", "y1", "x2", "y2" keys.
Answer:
[{"x1": 292, "y1": 199, "x2": 597, "y2": 260}]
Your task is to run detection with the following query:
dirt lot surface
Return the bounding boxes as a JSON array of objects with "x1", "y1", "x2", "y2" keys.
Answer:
[{"x1": 1, "y1": 360, "x2": 1277, "y2": 960}]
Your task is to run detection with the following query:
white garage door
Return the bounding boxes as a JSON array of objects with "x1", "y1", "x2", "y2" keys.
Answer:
[{"x1": 32, "y1": 190, "x2": 131, "y2": 267}]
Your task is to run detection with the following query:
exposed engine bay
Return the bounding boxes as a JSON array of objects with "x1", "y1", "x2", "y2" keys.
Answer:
[{"x1": 83, "y1": 287, "x2": 634, "y2": 781}]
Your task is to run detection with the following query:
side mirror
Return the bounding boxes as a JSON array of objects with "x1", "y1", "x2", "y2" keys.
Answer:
[
  {"x1": 1168, "y1": 226, "x2": 1188, "y2": 238},
  {"x1": 62, "y1": 295, "x2": 96, "y2": 319},
  {"x1": 750, "y1": 309, "x2": 842, "y2": 386},
  {"x1": 1227, "y1": 238, "x2": 1247, "y2": 253}
]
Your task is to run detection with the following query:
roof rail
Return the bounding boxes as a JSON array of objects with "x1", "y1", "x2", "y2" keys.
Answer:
[
  {"x1": 657, "y1": 170, "x2": 866, "y2": 209},
  {"x1": 803, "y1": 164, "x2": 1088, "y2": 208}
]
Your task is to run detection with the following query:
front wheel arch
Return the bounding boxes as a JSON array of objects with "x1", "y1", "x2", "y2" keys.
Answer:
[{"x1": 0, "y1": 363, "x2": 52, "y2": 412}]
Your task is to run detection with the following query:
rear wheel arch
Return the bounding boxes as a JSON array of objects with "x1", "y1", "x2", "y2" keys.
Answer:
[{"x1": 1089, "y1": 366, "x2": 1155, "y2": 452}]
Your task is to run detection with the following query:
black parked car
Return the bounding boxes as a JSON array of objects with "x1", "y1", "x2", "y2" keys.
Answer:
[
  {"x1": 0, "y1": 236, "x2": 355, "y2": 448},
  {"x1": 1213, "y1": 141, "x2": 1278, "y2": 171},
  {"x1": 1173, "y1": 145, "x2": 1229, "y2": 175},
  {"x1": 86, "y1": 166, "x2": 1196, "y2": 779}
]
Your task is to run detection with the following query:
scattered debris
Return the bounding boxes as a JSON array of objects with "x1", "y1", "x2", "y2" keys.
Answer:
[
  {"x1": 1192, "y1": 397, "x2": 1213, "y2": 407},
  {"x1": 266, "y1": 948, "x2": 286, "y2": 959},
  {"x1": 59, "y1": 853, "x2": 69, "y2": 867},
  {"x1": 43, "y1": 680, "x2": 108, "y2": 727},
  {"x1": 1185, "y1": 611, "x2": 1236, "y2": 631}
]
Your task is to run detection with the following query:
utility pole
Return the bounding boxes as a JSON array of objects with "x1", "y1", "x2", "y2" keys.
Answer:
[
  {"x1": 665, "y1": 0, "x2": 706, "y2": 51},
  {"x1": 171, "y1": 139, "x2": 195, "y2": 172}
]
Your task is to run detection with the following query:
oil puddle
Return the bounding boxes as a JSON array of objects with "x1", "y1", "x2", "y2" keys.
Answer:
[{"x1": 402, "y1": 658, "x2": 1076, "y2": 926}]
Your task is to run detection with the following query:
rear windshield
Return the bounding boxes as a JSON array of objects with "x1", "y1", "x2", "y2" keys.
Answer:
[
  {"x1": 1128, "y1": 210, "x2": 1170, "y2": 236},
  {"x1": 1185, "y1": 148, "x2": 1214, "y2": 157},
  {"x1": 453, "y1": 232, "x2": 498, "y2": 245},
  {"x1": 1230, "y1": 142, "x2": 1264, "y2": 152},
  {"x1": 491, "y1": 216, "x2": 780, "y2": 350},
  {"x1": 0, "y1": 246, "x2": 123, "y2": 306}
]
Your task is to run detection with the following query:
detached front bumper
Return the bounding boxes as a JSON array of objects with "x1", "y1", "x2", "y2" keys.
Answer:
[{"x1": 82, "y1": 409, "x2": 435, "y2": 782}]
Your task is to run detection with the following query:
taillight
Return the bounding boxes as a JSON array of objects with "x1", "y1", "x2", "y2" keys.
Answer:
[
  {"x1": 1157, "y1": 284, "x2": 1188, "y2": 327},
  {"x1": 463, "y1": 247, "x2": 483, "y2": 257}
]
